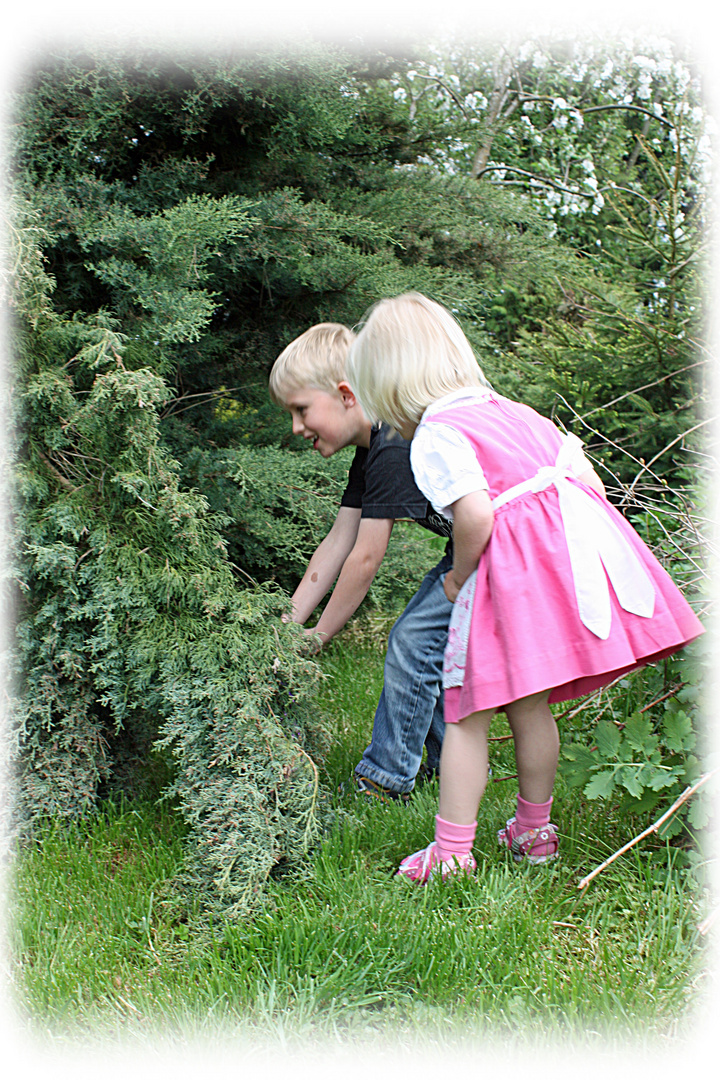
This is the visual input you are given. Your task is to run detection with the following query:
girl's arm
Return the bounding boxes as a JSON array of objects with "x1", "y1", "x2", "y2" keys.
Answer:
[{"x1": 443, "y1": 489, "x2": 494, "y2": 603}]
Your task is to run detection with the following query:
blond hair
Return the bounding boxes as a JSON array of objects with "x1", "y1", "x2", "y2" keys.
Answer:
[
  {"x1": 347, "y1": 293, "x2": 486, "y2": 428},
  {"x1": 269, "y1": 323, "x2": 356, "y2": 404}
]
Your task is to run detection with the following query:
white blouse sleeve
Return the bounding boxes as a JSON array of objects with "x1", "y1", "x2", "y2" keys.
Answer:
[{"x1": 410, "y1": 423, "x2": 488, "y2": 519}]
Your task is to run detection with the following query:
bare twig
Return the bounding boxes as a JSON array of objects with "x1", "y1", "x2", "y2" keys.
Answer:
[
  {"x1": 38, "y1": 451, "x2": 76, "y2": 491},
  {"x1": 577, "y1": 769, "x2": 718, "y2": 891},
  {"x1": 579, "y1": 358, "x2": 710, "y2": 422},
  {"x1": 552, "y1": 674, "x2": 627, "y2": 723},
  {"x1": 698, "y1": 907, "x2": 719, "y2": 936},
  {"x1": 628, "y1": 418, "x2": 715, "y2": 494}
]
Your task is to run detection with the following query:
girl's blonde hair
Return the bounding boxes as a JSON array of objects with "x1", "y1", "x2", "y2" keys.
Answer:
[
  {"x1": 347, "y1": 293, "x2": 487, "y2": 428},
  {"x1": 269, "y1": 323, "x2": 356, "y2": 405}
]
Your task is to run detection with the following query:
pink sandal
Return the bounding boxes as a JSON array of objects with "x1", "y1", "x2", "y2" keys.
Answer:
[
  {"x1": 396, "y1": 840, "x2": 477, "y2": 884},
  {"x1": 498, "y1": 817, "x2": 559, "y2": 864}
]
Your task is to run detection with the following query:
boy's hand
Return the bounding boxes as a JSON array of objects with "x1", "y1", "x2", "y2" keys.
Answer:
[{"x1": 302, "y1": 627, "x2": 325, "y2": 655}]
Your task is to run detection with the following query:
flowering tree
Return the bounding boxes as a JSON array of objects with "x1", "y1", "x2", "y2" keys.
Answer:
[{"x1": 384, "y1": 32, "x2": 712, "y2": 480}]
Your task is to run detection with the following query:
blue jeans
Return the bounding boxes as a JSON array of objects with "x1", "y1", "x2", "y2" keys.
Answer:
[{"x1": 355, "y1": 551, "x2": 454, "y2": 794}]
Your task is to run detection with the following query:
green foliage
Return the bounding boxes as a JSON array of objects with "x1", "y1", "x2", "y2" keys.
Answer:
[
  {"x1": 387, "y1": 35, "x2": 710, "y2": 486},
  {"x1": 560, "y1": 639, "x2": 711, "y2": 837},
  {"x1": 9, "y1": 203, "x2": 331, "y2": 917},
  {"x1": 9, "y1": 36, "x2": 710, "y2": 922},
  {"x1": 10, "y1": 648, "x2": 708, "y2": 1043},
  {"x1": 12, "y1": 47, "x2": 580, "y2": 447},
  {"x1": 179, "y1": 442, "x2": 351, "y2": 591}
]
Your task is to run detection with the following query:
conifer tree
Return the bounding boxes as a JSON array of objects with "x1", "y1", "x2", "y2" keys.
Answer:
[{"x1": 10, "y1": 44, "x2": 573, "y2": 913}]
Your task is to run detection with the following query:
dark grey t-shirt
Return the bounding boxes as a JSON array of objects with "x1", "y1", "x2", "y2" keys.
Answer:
[{"x1": 340, "y1": 425, "x2": 453, "y2": 544}]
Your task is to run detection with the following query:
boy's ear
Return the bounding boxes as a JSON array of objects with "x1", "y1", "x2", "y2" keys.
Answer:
[{"x1": 337, "y1": 381, "x2": 357, "y2": 408}]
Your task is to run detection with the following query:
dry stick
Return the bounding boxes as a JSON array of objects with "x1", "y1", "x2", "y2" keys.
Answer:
[
  {"x1": 553, "y1": 674, "x2": 626, "y2": 724},
  {"x1": 698, "y1": 907, "x2": 719, "y2": 936},
  {"x1": 577, "y1": 768, "x2": 718, "y2": 891}
]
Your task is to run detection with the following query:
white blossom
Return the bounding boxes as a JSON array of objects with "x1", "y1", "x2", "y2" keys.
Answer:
[
  {"x1": 637, "y1": 75, "x2": 652, "y2": 100},
  {"x1": 465, "y1": 92, "x2": 488, "y2": 111}
]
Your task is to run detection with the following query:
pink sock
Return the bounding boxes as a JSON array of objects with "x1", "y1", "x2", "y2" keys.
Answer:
[
  {"x1": 434, "y1": 815, "x2": 477, "y2": 860},
  {"x1": 516, "y1": 795, "x2": 553, "y2": 830}
]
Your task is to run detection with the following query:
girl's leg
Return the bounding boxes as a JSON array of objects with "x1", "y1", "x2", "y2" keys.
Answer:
[
  {"x1": 437, "y1": 708, "x2": 496, "y2": 825},
  {"x1": 504, "y1": 690, "x2": 558, "y2": 803},
  {"x1": 397, "y1": 708, "x2": 494, "y2": 883},
  {"x1": 501, "y1": 690, "x2": 559, "y2": 862}
]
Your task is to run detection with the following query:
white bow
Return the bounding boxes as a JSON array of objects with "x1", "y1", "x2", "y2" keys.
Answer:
[{"x1": 492, "y1": 433, "x2": 655, "y2": 639}]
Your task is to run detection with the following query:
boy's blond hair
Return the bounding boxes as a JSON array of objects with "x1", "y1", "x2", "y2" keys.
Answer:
[
  {"x1": 347, "y1": 293, "x2": 487, "y2": 429},
  {"x1": 269, "y1": 323, "x2": 356, "y2": 404}
]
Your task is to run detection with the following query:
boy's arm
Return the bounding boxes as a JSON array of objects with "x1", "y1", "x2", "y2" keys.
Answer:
[
  {"x1": 309, "y1": 516, "x2": 394, "y2": 647},
  {"x1": 289, "y1": 506, "x2": 363, "y2": 624}
]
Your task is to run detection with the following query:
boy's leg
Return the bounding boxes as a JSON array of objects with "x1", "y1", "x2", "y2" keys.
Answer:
[
  {"x1": 421, "y1": 697, "x2": 445, "y2": 776},
  {"x1": 354, "y1": 552, "x2": 453, "y2": 795}
]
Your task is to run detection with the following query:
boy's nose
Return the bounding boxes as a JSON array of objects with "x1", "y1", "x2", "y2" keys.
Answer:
[{"x1": 292, "y1": 415, "x2": 305, "y2": 435}]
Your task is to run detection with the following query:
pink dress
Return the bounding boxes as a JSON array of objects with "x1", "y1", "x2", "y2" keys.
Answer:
[{"x1": 424, "y1": 395, "x2": 705, "y2": 722}]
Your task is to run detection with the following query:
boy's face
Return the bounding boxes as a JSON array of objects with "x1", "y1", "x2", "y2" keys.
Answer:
[{"x1": 284, "y1": 385, "x2": 364, "y2": 457}]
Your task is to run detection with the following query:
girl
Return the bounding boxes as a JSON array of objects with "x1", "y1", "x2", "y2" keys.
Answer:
[{"x1": 347, "y1": 293, "x2": 704, "y2": 882}]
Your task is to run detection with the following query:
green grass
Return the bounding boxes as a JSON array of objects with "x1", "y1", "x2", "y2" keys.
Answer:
[{"x1": 7, "y1": 637, "x2": 713, "y2": 1055}]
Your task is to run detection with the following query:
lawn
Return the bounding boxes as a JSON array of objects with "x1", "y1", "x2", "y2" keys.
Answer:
[{"x1": 6, "y1": 636, "x2": 714, "y2": 1064}]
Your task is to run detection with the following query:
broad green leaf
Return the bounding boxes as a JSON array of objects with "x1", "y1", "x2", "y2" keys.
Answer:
[
  {"x1": 616, "y1": 765, "x2": 644, "y2": 799},
  {"x1": 658, "y1": 815, "x2": 684, "y2": 839},
  {"x1": 623, "y1": 712, "x2": 658, "y2": 756},
  {"x1": 559, "y1": 744, "x2": 597, "y2": 787},
  {"x1": 584, "y1": 770, "x2": 616, "y2": 799},
  {"x1": 646, "y1": 765, "x2": 681, "y2": 791},
  {"x1": 594, "y1": 720, "x2": 621, "y2": 760},
  {"x1": 686, "y1": 795, "x2": 710, "y2": 829},
  {"x1": 662, "y1": 710, "x2": 696, "y2": 753},
  {"x1": 618, "y1": 788, "x2": 661, "y2": 816},
  {"x1": 561, "y1": 744, "x2": 598, "y2": 768}
]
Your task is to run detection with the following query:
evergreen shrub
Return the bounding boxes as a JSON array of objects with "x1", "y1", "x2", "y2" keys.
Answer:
[{"x1": 9, "y1": 202, "x2": 330, "y2": 917}]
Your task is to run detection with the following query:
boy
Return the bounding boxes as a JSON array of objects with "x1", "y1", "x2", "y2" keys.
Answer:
[{"x1": 269, "y1": 323, "x2": 454, "y2": 801}]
